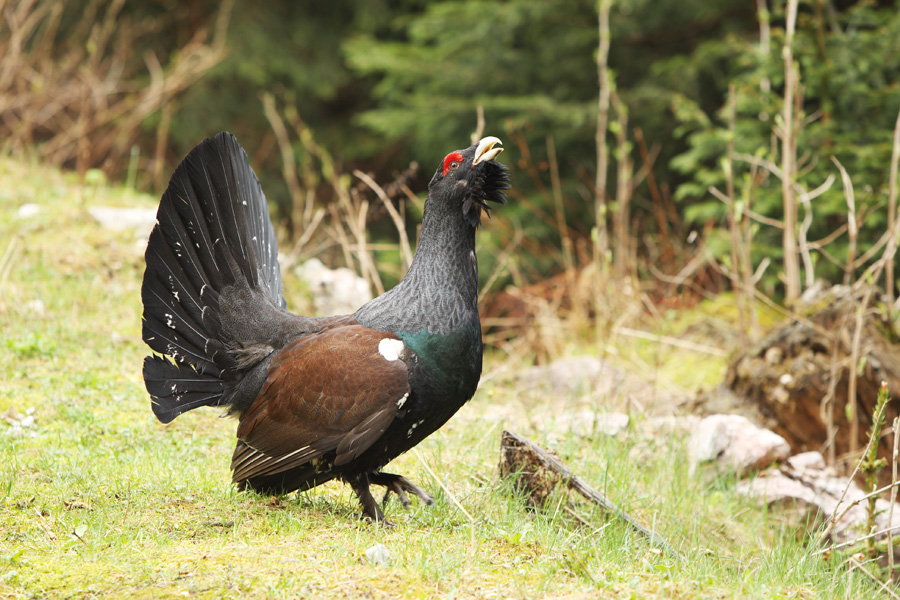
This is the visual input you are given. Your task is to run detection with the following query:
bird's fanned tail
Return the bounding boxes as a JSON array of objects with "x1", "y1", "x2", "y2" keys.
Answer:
[{"x1": 141, "y1": 132, "x2": 290, "y2": 423}]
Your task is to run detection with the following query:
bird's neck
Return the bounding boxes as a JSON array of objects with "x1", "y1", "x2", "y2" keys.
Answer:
[{"x1": 355, "y1": 203, "x2": 480, "y2": 336}]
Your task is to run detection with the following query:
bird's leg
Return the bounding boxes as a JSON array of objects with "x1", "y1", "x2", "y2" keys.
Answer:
[
  {"x1": 369, "y1": 472, "x2": 435, "y2": 510},
  {"x1": 349, "y1": 473, "x2": 389, "y2": 524}
]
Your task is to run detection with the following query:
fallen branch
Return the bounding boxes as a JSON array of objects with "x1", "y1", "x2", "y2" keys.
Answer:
[
  {"x1": 848, "y1": 555, "x2": 900, "y2": 600},
  {"x1": 614, "y1": 326, "x2": 728, "y2": 357},
  {"x1": 499, "y1": 430, "x2": 676, "y2": 556}
]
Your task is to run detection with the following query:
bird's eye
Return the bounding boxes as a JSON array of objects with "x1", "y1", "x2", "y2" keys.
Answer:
[{"x1": 442, "y1": 151, "x2": 464, "y2": 176}]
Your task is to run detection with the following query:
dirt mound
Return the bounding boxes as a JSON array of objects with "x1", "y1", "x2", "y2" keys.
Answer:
[{"x1": 725, "y1": 285, "x2": 900, "y2": 474}]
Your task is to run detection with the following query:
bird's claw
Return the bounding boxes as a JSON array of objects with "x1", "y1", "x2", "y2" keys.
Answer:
[{"x1": 370, "y1": 472, "x2": 434, "y2": 510}]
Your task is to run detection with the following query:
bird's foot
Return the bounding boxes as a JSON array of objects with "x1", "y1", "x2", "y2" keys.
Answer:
[{"x1": 369, "y1": 472, "x2": 435, "y2": 510}]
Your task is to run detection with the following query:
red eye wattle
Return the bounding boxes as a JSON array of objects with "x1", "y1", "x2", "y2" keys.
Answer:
[{"x1": 442, "y1": 152, "x2": 464, "y2": 176}]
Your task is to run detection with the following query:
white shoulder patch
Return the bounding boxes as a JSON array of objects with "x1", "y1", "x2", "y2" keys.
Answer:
[{"x1": 378, "y1": 338, "x2": 405, "y2": 361}]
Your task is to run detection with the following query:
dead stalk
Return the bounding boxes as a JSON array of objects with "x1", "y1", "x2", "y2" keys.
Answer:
[
  {"x1": 888, "y1": 107, "x2": 900, "y2": 306},
  {"x1": 820, "y1": 385, "x2": 888, "y2": 543},
  {"x1": 261, "y1": 92, "x2": 306, "y2": 223},
  {"x1": 831, "y1": 156, "x2": 858, "y2": 285},
  {"x1": 611, "y1": 89, "x2": 633, "y2": 281},
  {"x1": 797, "y1": 188, "x2": 815, "y2": 289},
  {"x1": 546, "y1": 136, "x2": 575, "y2": 275},
  {"x1": 413, "y1": 449, "x2": 477, "y2": 571},
  {"x1": 1, "y1": 0, "x2": 230, "y2": 176},
  {"x1": 821, "y1": 523, "x2": 900, "y2": 556},
  {"x1": 846, "y1": 289, "x2": 874, "y2": 459},
  {"x1": 848, "y1": 556, "x2": 900, "y2": 600},
  {"x1": 756, "y1": 0, "x2": 771, "y2": 93},
  {"x1": 725, "y1": 85, "x2": 747, "y2": 347},
  {"x1": 634, "y1": 128, "x2": 671, "y2": 263},
  {"x1": 891, "y1": 416, "x2": 899, "y2": 576},
  {"x1": 613, "y1": 326, "x2": 728, "y2": 357},
  {"x1": 471, "y1": 104, "x2": 485, "y2": 145},
  {"x1": 781, "y1": 0, "x2": 801, "y2": 301},
  {"x1": 709, "y1": 185, "x2": 783, "y2": 229},
  {"x1": 353, "y1": 170, "x2": 413, "y2": 272},
  {"x1": 594, "y1": 0, "x2": 612, "y2": 266},
  {"x1": 478, "y1": 228, "x2": 523, "y2": 304},
  {"x1": 820, "y1": 323, "x2": 847, "y2": 468}
]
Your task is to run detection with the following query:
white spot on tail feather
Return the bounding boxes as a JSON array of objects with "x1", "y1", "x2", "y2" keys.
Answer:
[
  {"x1": 378, "y1": 338, "x2": 404, "y2": 362},
  {"x1": 407, "y1": 419, "x2": 425, "y2": 437}
]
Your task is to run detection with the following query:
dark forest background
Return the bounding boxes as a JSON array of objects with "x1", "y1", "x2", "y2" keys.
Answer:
[{"x1": 3, "y1": 0, "x2": 900, "y2": 326}]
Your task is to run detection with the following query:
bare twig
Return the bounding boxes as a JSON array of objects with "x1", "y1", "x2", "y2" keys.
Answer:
[
  {"x1": 846, "y1": 291, "x2": 874, "y2": 459},
  {"x1": 781, "y1": 0, "x2": 801, "y2": 301},
  {"x1": 547, "y1": 136, "x2": 574, "y2": 275},
  {"x1": 820, "y1": 322, "x2": 848, "y2": 467},
  {"x1": 831, "y1": 156, "x2": 858, "y2": 285},
  {"x1": 888, "y1": 107, "x2": 900, "y2": 305},
  {"x1": 594, "y1": 0, "x2": 612, "y2": 265},
  {"x1": 890, "y1": 416, "x2": 899, "y2": 576},
  {"x1": 613, "y1": 326, "x2": 728, "y2": 357},
  {"x1": 635, "y1": 127, "x2": 671, "y2": 262},
  {"x1": 820, "y1": 387, "x2": 889, "y2": 543},
  {"x1": 725, "y1": 85, "x2": 747, "y2": 347},
  {"x1": 478, "y1": 228, "x2": 523, "y2": 303},
  {"x1": 797, "y1": 187, "x2": 815, "y2": 289},
  {"x1": 470, "y1": 104, "x2": 485, "y2": 145},
  {"x1": 1, "y1": 0, "x2": 230, "y2": 175},
  {"x1": 709, "y1": 186, "x2": 783, "y2": 229},
  {"x1": 261, "y1": 92, "x2": 305, "y2": 221},
  {"x1": 413, "y1": 448, "x2": 477, "y2": 570},
  {"x1": 819, "y1": 524, "x2": 900, "y2": 556},
  {"x1": 848, "y1": 556, "x2": 900, "y2": 600},
  {"x1": 353, "y1": 170, "x2": 413, "y2": 272},
  {"x1": 756, "y1": 0, "x2": 771, "y2": 93}
]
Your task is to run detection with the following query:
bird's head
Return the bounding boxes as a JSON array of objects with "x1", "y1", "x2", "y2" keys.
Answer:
[{"x1": 428, "y1": 136, "x2": 510, "y2": 227}]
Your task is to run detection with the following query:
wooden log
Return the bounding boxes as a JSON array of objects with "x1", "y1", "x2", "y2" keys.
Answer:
[{"x1": 499, "y1": 430, "x2": 675, "y2": 555}]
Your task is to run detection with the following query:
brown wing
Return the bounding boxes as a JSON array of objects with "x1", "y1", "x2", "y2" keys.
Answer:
[{"x1": 230, "y1": 323, "x2": 410, "y2": 483}]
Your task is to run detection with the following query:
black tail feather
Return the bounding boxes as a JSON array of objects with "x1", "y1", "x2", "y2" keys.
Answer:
[
  {"x1": 143, "y1": 356, "x2": 225, "y2": 423},
  {"x1": 142, "y1": 132, "x2": 290, "y2": 422}
]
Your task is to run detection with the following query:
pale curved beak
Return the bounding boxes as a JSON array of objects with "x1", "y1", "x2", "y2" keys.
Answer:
[{"x1": 473, "y1": 136, "x2": 503, "y2": 165}]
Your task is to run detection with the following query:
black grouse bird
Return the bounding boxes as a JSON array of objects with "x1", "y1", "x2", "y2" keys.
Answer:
[{"x1": 141, "y1": 132, "x2": 509, "y2": 521}]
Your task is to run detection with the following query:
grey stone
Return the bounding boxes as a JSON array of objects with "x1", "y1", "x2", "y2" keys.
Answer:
[
  {"x1": 88, "y1": 206, "x2": 157, "y2": 236},
  {"x1": 738, "y1": 462, "x2": 900, "y2": 544},
  {"x1": 688, "y1": 414, "x2": 790, "y2": 475},
  {"x1": 549, "y1": 410, "x2": 630, "y2": 438},
  {"x1": 17, "y1": 203, "x2": 40, "y2": 219},
  {"x1": 364, "y1": 543, "x2": 391, "y2": 566}
]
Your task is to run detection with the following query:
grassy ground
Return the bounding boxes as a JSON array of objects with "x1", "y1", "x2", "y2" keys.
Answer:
[{"x1": 0, "y1": 156, "x2": 882, "y2": 599}]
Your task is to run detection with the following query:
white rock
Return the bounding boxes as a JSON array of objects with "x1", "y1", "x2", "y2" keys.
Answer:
[
  {"x1": 688, "y1": 414, "x2": 790, "y2": 476},
  {"x1": 25, "y1": 299, "x2": 45, "y2": 315},
  {"x1": 17, "y1": 203, "x2": 40, "y2": 219},
  {"x1": 298, "y1": 258, "x2": 372, "y2": 316},
  {"x1": 549, "y1": 410, "x2": 630, "y2": 437},
  {"x1": 517, "y1": 356, "x2": 616, "y2": 395},
  {"x1": 2, "y1": 407, "x2": 37, "y2": 438},
  {"x1": 364, "y1": 543, "x2": 391, "y2": 566},
  {"x1": 738, "y1": 466, "x2": 900, "y2": 544},
  {"x1": 785, "y1": 451, "x2": 826, "y2": 474},
  {"x1": 643, "y1": 415, "x2": 702, "y2": 436},
  {"x1": 88, "y1": 206, "x2": 157, "y2": 236}
]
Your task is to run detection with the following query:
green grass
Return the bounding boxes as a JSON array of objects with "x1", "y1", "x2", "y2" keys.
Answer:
[{"x1": 0, "y1": 156, "x2": 881, "y2": 599}]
